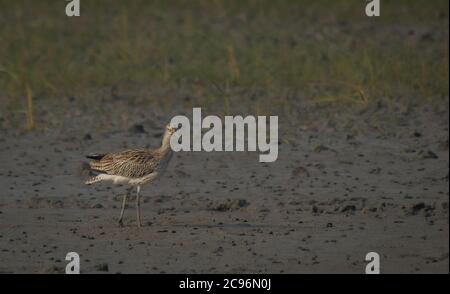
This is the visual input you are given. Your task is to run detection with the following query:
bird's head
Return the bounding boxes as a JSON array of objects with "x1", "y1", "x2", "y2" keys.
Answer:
[{"x1": 165, "y1": 124, "x2": 176, "y2": 135}]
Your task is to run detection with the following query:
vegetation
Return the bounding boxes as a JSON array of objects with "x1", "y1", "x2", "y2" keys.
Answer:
[{"x1": 0, "y1": 0, "x2": 448, "y2": 128}]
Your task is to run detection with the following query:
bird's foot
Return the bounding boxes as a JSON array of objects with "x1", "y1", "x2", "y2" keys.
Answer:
[{"x1": 118, "y1": 219, "x2": 124, "y2": 227}]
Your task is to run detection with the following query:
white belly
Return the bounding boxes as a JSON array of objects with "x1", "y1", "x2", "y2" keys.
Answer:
[
  {"x1": 98, "y1": 174, "x2": 134, "y2": 185},
  {"x1": 97, "y1": 171, "x2": 161, "y2": 187},
  {"x1": 129, "y1": 172, "x2": 160, "y2": 186}
]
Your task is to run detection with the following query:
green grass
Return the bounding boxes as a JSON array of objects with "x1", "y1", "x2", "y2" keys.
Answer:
[{"x1": 0, "y1": 0, "x2": 448, "y2": 126}]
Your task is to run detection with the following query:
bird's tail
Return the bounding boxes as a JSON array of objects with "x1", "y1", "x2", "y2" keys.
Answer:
[
  {"x1": 86, "y1": 153, "x2": 106, "y2": 160},
  {"x1": 85, "y1": 175, "x2": 103, "y2": 185},
  {"x1": 84, "y1": 154, "x2": 106, "y2": 185}
]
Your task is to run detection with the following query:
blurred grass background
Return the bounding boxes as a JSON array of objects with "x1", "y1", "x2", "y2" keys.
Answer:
[{"x1": 0, "y1": 0, "x2": 448, "y2": 129}]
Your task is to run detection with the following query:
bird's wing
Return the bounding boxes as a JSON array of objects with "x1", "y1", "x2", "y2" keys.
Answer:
[{"x1": 89, "y1": 149, "x2": 158, "y2": 178}]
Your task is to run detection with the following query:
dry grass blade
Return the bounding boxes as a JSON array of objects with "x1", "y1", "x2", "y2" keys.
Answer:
[{"x1": 26, "y1": 83, "x2": 34, "y2": 130}]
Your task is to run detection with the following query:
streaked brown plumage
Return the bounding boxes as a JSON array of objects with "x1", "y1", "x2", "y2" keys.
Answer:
[
  {"x1": 88, "y1": 148, "x2": 167, "y2": 182},
  {"x1": 85, "y1": 124, "x2": 176, "y2": 227}
]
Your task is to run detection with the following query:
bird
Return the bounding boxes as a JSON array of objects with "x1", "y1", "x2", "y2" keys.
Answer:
[{"x1": 85, "y1": 124, "x2": 176, "y2": 227}]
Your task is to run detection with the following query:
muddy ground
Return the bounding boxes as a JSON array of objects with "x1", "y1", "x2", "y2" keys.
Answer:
[{"x1": 0, "y1": 95, "x2": 448, "y2": 274}]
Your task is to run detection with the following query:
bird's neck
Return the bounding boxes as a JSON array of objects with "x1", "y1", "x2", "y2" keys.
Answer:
[{"x1": 159, "y1": 132, "x2": 172, "y2": 154}]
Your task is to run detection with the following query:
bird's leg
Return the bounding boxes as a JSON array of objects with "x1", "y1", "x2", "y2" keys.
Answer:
[
  {"x1": 136, "y1": 185, "x2": 142, "y2": 227},
  {"x1": 118, "y1": 192, "x2": 128, "y2": 227}
]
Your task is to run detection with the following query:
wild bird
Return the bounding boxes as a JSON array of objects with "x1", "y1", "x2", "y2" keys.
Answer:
[{"x1": 85, "y1": 124, "x2": 176, "y2": 227}]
